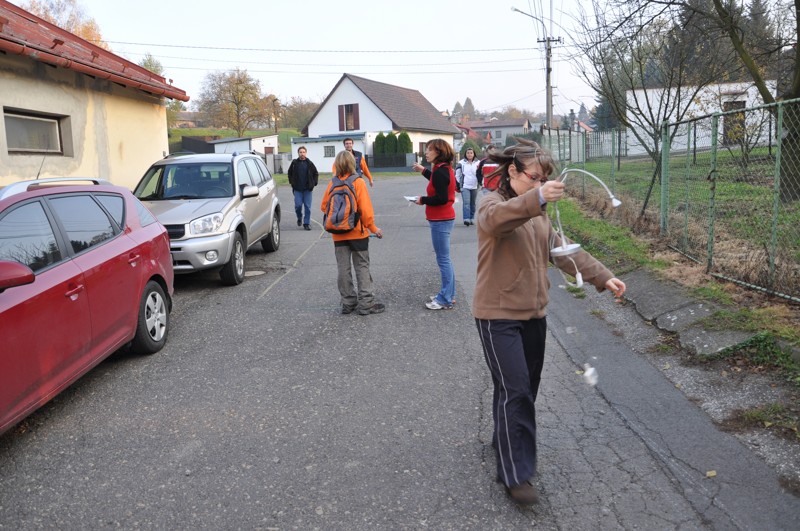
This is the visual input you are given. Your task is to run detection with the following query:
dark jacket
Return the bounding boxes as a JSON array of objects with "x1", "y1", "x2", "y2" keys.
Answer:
[{"x1": 287, "y1": 158, "x2": 319, "y2": 191}]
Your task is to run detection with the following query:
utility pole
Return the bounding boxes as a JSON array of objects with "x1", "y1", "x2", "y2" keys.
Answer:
[{"x1": 512, "y1": 7, "x2": 561, "y2": 130}]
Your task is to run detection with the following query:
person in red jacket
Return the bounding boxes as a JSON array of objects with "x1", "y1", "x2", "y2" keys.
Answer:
[
  {"x1": 320, "y1": 150, "x2": 384, "y2": 315},
  {"x1": 411, "y1": 138, "x2": 457, "y2": 310}
]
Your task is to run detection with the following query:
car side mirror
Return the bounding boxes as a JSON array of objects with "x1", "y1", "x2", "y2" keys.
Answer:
[
  {"x1": 241, "y1": 184, "x2": 259, "y2": 198},
  {"x1": 0, "y1": 260, "x2": 35, "y2": 293}
]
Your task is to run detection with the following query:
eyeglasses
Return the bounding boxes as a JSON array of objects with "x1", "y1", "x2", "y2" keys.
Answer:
[{"x1": 520, "y1": 169, "x2": 548, "y2": 184}]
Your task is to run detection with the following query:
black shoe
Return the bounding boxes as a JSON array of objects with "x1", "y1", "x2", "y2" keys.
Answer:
[
  {"x1": 507, "y1": 481, "x2": 539, "y2": 505},
  {"x1": 341, "y1": 306, "x2": 356, "y2": 314},
  {"x1": 303, "y1": 224, "x2": 311, "y2": 231},
  {"x1": 464, "y1": 221, "x2": 470, "y2": 226},
  {"x1": 357, "y1": 303, "x2": 385, "y2": 315},
  {"x1": 297, "y1": 219, "x2": 302, "y2": 227}
]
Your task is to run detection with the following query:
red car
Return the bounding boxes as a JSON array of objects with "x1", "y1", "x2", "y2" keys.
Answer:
[{"x1": 0, "y1": 178, "x2": 174, "y2": 435}]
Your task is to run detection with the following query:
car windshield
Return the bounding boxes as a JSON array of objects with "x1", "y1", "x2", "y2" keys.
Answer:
[{"x1": 134, "y1": 163, "x2": 234, "y2": 200}]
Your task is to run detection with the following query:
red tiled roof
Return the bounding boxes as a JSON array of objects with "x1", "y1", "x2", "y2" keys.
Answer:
[{"x1": 0, "y1": 0, "x2": 188, "y2": 101}]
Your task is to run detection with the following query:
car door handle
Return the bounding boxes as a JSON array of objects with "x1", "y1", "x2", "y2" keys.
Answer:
[
  {"x1": 128, "y1": 253, "x2": 141, "y2": 265},
  {"x1": 65, "y1": 284, "x2": 85, "y2": 299}
]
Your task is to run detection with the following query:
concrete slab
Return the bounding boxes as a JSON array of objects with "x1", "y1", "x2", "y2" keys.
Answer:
[
  {"x1": 679, "y1": 326, "x2": 754, "y2": 356},
  {"x1": 621, "y1": 269, "x2": 693, "y2": 321},
  {"x1": 655, "y1": 301, "x2": 720, "y2": 332}
]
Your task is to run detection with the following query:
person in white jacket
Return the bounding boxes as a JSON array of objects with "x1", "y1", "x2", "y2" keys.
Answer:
[{"x1": 455, "y1": 147, "x2": 481, "y2": 226}]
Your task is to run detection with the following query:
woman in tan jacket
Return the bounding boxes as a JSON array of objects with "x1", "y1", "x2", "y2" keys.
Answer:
[{"x1": 473, "y1": 138, "x2": 626, "y2": 505}]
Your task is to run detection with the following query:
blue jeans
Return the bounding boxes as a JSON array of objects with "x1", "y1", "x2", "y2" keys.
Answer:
[
  {"x1": 429, "y1": 219, "x2": 455, "y2": 305},
  {"x1": 293, "y1": 189, "x2": 313, "y2": 225},
  {"x1": 461, "y1": 188, "x2": 478, "y2": 222}
]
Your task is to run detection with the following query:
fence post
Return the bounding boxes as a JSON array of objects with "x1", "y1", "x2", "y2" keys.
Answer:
[
  {"x1": 682, "y1": 121, "x2": 692, "y2": 252},
  {"x1": 660, "y1": 121, "x2": 670, "y2": 234},
  {"x1": 610, "y1": 130, "x2": 616, "y2": 192},
  {"x1": 769, "y1": 102, "x2": 785, "y2": 286},
  {"x1": 707, "y1": 115, "x2": 719, "y2": 273}
]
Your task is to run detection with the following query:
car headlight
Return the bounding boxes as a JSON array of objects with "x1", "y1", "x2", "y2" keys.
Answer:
[{"x1": 189, "y1": 213, "x2": 224, "y2": 235}]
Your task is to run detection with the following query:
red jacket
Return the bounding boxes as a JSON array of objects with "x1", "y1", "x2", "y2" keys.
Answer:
[{"x1": 420, "y1": 162, "x2": 455, "y2": 221}]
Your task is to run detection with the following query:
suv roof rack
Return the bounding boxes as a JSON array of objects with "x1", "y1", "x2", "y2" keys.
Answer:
[
  {"x1": 164, "y1": 151, "x2": 196, "y2": 159},
  {"x1": 0, "y1": 177, "x2": 113, "y2": 200}
]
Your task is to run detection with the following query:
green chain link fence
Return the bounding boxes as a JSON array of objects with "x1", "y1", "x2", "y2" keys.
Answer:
[{"x1": 545, "y1": 98, "x2": 800, "y2": 302}]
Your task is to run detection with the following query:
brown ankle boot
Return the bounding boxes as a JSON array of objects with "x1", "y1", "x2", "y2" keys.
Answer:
[{"x1": 507, "y1": 481, "x2": 539, "y2": 505}]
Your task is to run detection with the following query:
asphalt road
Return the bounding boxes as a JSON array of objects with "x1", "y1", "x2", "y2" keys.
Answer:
[{"x1": 1, "y1": 176, "x2": 797, "y2": 530}]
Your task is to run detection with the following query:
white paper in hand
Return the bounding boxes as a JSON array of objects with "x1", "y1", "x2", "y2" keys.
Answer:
[{"x1": 404, "y1": 196, "x2": 418, "y2": 202}]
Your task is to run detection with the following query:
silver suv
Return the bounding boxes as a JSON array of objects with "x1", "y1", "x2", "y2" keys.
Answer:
[{"x1": 134, "y1": 152, "x2": 281, "y2": 286}]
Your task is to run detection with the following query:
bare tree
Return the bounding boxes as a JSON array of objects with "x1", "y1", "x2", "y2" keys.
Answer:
[
  {"x1": 575, "y1": 2, "x2": 734, "y2": 163},
  {"x1": 577, "y1": 0, "x2": 800, "y2": 200},
  {"x1": 23, "y1": 0, "x2": 109, "y2": 49},
  {"x1": 195, "y1": 69, "x2": 269, "y2": 137},
  {"x1": 282, "y1": 97, "x2": 320, "y2": 130}
]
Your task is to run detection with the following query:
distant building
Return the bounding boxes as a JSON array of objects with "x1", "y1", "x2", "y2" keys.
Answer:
[
  {"x1": 296, "y1": 73, "x2": 460, "y2": 168},
  {"x1": 625, "y1": 81, "x2": 777, "y2": 156},
  {"x1": 207, "y1": 135, "x2": 279, "y2": 156},
  {"x1": 462, "y1": 118, "x2": 532, "y2": 147},
  {"x1": 174, "y1": 111, "x2": 209, "y2": 129}
]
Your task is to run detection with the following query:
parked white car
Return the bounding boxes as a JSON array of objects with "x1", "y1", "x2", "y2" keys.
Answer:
[{"x1": 134, "y1": 152, "x2": 281, "y2": 286}]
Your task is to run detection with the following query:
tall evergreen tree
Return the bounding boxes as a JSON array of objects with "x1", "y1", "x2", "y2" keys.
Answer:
[{"x1": 462, "y1": 98, "x2": 476, "y2": 121}]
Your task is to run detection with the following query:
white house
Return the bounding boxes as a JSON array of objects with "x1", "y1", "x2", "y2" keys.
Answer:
[
  {"x1": 208, "y1": 134, "x2": 279, "y2": 156},
  {"x1": 626, "y1": 81, "x2": 778, "y2": 156},
  {"x1": 294, "y1": 74, "x2": 459, "y2": 169},
  {"x1": 463, "y1": 118, "x2": 532, "y2": 147},
  {"x1": 0, "y1": 2, "x2": 189, "y2": 189}
]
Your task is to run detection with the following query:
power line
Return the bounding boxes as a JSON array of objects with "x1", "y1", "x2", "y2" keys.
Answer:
[
  {"x1": 104, "y1": 40, "x2": 539, "y2": 53},
  {"x1": 162, "y1": 65, "x2": 547, "y2": 75},
  {"x1": 125, "y1": 51, "x2": 540, "y2": 69}
]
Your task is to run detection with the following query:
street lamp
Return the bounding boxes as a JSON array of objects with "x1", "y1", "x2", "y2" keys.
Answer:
[{"x1": 511, "y1": 6, "x2": 558, "y2": 130}]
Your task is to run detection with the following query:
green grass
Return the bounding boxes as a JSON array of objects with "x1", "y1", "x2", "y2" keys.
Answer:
[
  {"x1": 692, "y1": 282, "x2": 736, "y2": 305},
  {"x1": 697, "y1": 307, "x2": 800, "y2": 346},
  {"x1": 739, "y1": 403, "x2": 799, "y2": 437},
  {"x1": 555, "y1": 198, "x2": 668, "y2": 274},
  {"x1": 705, "y1": 332, "x2": 800, "y2": 386}
]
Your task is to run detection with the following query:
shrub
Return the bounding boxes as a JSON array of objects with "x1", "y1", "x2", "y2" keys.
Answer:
[
  {"x1": 374, "y1": 132, "x2": 386, "y2": 155},
  {"x1": 385, "y1": 132, "x2": 398, "y2": 154},
  {"x1": 398, "y1": 131, "x2": 413, "y2": 153}
]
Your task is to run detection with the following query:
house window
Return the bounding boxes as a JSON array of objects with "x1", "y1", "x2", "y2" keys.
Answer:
[
  {"x1": 4, "y1": 110, "x2": 62, "y2": 154},
  {"x1": 338, "y1": 104, "x2": 360, "y2": 131},
  {"x1": 496, "y1": 130, "x2": 502, "y2": 139},
  {"x1": 722, "y1": 100, "x2": 746, "y2": 146},
  {"x1": 324, "y1": 146, "x2": 335, "y2": 157}
]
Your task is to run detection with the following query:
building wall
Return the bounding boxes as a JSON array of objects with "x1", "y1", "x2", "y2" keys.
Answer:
[
  {"x1": 249, "y1": 135, "x2": 279, "y2": 155},
  {"x1": 212, "y1": 139, "x2": 250, "y2": 154},
  {"x1": 289, "y1": 137, "x2": 368, "y2": 173},
  {"x1": 0, "y1": 53, "x2": 169, "y2": 189},
  {"x1": 625, "y1": 81, "x2": 777, "y2": 156},
  {"x1": 307, "y1": 78, "x2": 392, "y2": 140}
]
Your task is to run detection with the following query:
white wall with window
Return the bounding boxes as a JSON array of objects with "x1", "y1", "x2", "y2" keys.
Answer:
[
  {"x1": 1, "y1": 53, "x2": 169, "y2": 189},
  {"x1": 306, "y1": 78, "x2": 392, "y2": 140},
  {"x1": 625, "y1": 80, "x2": 778, "y2": 156},
  {"x1": 289, "y1": 134, "x2": 369, "y2": 173}
]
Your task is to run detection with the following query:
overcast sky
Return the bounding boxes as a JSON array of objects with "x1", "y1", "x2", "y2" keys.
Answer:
[{"x1": 10, "y1": 0, "x2": 598, "y2": 117}]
